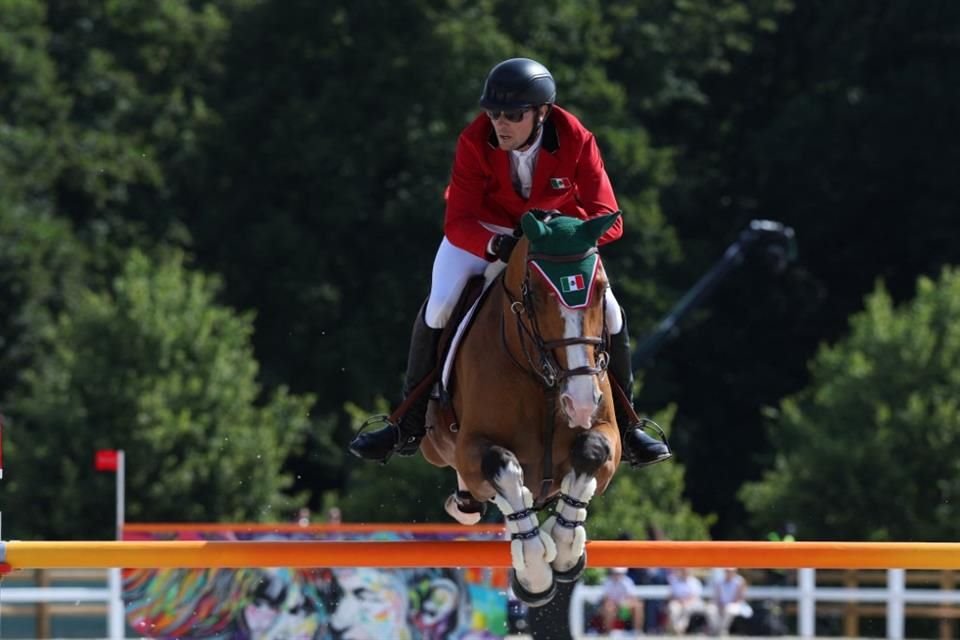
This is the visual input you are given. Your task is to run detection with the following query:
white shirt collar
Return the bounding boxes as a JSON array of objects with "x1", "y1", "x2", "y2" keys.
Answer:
[
  {"x1": 509, "y1": 127, "x2": 543, "y2": 198},
  {"x1": 511, "y1": 126, "x2": 543, "y2": 161}
]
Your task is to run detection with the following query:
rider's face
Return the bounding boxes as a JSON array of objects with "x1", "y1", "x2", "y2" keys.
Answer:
[{"x1": 489, "y1": 106, "x2": 544, "y2": 151}]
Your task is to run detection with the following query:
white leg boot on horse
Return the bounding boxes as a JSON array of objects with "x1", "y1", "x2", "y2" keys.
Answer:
[
  {"x1": 542, "y1": 429, "x2": 610, "y2": 582},
  {"x1": 608, "y1": 307, "x2": 673, "y2": 468},
  {"x1": 543, "y1": 470, "x2": 595, "y2": 581},
  {"x1": 484, "y1": 447, "x2": 557, "y2": 607}
]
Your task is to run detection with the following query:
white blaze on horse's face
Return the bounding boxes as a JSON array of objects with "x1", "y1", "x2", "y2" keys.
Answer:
[{"x1": 558, "y1": 306, "x2": 602, "y2": 429}]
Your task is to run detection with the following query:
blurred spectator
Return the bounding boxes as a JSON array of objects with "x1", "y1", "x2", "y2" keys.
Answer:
[
  {"x1": 596, "y1": 567, "x2": 644, "y2": 633},
  {"x1": 667, "y1": 568, "x2": 707, "y2": 634},
  {"x1": 325, "y1": 506, "x2": 342, "y2": 524},
  {"x1": 635, "y1": 565, "x2": 669, "y2": 634},
  {"x1": 294, "y1": 507, "x2": 311, "y2": 527},
  {"x1": 708, "y1": 568, "x2": 753, "y2": 636},
  {"x1": 628, "y1": 526, "x2": 669, "y2": 634}
]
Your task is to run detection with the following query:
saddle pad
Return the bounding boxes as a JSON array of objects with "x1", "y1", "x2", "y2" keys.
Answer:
[{"x1": 441, "y1": 260, "x2": 507, "y2": 388}]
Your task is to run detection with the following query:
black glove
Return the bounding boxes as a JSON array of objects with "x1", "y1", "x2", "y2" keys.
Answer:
[{"x1": 490, "y1": 233, "x2": 519, "y2": 262}]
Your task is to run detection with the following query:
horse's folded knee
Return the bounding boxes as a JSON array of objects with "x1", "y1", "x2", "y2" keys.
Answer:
[
  {"x1": 571, "y1": 431, "x2": 611, "y2": 476},
  {"x1": 481, "y1": 446, "x2": 521, "y2": 489}
]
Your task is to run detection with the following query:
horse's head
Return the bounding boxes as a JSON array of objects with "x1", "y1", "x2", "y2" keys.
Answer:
[{"x1": 503, "y1": 211, "x2": 620, "y2": 429}]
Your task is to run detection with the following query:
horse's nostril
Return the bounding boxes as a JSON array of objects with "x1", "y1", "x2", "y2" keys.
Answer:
[{"x1": 597, "y1": 393, "x2": 603, "y2": 407}]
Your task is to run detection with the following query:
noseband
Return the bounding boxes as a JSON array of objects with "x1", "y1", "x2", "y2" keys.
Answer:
[{"x1": 500, "y1": 247, "x2": 610, "y2": 389}]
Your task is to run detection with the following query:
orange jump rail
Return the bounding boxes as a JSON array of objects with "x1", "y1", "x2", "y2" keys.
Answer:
[
  {"x1": 3, "y1": 541, "x2": 960, "y2": 571},
  {"x1": 122, "y1": 522, "x2": 507, "y2": 535}
]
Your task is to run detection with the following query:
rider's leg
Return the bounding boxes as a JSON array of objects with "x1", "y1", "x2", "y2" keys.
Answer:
[
  {"x1": 397, "y1": 305, "x2": 442, "y2": 452},
  {"x1": 348, "y1": 302, "x2": 440, "y2": 461},
  {"x1": 605, "y1": 291, "x2": 672, "y2": 468},
  {"x1": 349, "y1": 237, "x2": 488, "y2": 462}
]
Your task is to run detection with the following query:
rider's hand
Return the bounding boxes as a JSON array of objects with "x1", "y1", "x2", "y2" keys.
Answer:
[{"x1": 490, "y1": 233, "x2": 519, "y2": 263}]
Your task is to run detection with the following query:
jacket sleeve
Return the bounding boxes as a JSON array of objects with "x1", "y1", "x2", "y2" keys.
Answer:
[
  {"x1": 444, "y1": 134, "x2": 496, "y2": 259},
  {"x1": 575, "y1": 133, "x2": 622, "y2": 246}
]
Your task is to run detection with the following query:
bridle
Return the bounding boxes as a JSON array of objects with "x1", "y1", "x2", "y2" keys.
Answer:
[
  {"x1": 500, "y1": 247, "x2": 610, "y2": 389},
  {"x1": 499, "y1": 244, "x2": 612, "y2": 505}
]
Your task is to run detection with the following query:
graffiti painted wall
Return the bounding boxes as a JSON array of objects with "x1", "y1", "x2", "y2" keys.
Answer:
[{"x1": 122, "y1": 525, "x2": 509, "y2": 639}]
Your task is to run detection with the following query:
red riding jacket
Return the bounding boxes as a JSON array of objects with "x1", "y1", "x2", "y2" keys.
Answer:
[{"x1": 444, "y1": 106, "x2": 622, "y2": 259}]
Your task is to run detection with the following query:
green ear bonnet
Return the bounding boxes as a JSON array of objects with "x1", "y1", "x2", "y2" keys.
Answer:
[{"x1": 521, "y1": 211, "x2": 620, "y2": 309}]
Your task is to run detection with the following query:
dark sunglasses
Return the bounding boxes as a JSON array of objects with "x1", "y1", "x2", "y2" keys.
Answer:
[{"x1": 486, "y1": 108, "x2": 530, "y2": 123}]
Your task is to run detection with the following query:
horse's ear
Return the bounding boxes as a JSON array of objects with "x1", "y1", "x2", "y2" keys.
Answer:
[
  {"x1": 521, "y1": 211, "x2": 551, "y2": 241},
  {"x1": 579, "y1": 211, "x2": 621, "y2": 244}
]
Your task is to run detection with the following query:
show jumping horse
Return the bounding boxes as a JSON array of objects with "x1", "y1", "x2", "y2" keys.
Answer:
[{"x1": 420, "y1": 211, "x2": 623, "y2": 607}]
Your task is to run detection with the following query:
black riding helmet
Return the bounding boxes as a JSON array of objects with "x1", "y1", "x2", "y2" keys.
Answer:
[{"x1": 479, "y1": 58, "x2": 556, "y2": 110}]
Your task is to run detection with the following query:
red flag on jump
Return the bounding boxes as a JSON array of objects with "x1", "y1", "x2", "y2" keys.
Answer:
[{"x1": 95, "y1": 449, "x2": 119, "y2": 472}]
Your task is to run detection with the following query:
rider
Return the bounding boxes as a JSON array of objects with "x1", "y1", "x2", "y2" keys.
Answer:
[{"x1": 349, "y1": 57, "x2": 671, "y2": 468}]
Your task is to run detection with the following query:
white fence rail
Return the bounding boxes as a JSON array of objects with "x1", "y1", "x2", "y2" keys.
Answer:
[
  {"x1": 0, "y1": 569, "x2": 122, "y2": 639},
  {"x1": 572, "y1": 568, "x2": 960, "y2": 640}
]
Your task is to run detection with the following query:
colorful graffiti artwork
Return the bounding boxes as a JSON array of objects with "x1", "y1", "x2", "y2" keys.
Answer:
[{"x1": 122, "y1": 526, "x2": 509, "y2": 639}]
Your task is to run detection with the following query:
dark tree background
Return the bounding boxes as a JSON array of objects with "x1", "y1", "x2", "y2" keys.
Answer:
[{"x1": 2, "y1": 0, "x2": 958, "y2": 539}]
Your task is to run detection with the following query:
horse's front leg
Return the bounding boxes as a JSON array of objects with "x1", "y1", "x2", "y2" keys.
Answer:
[
  {"x1": 543, "y1": 429, "x2": 613, "y2": 581},
  {"x1": 482, "y1": 445, "x2": 558, "y2": 606}
]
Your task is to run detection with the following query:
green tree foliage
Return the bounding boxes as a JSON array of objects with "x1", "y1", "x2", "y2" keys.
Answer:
[
  {"x1": 1, "y1": 251, "x2": 315, "y2": 539},
  {"x1": 633, "y1": 0, "x2": 960, "y2": 536},
  {"x1": 0, "y1": 1, "x2": 67, "y2": 198},
  {"x1": 339, "y1": 453, "x2": 456, "y2": 524},
  {"x1": 4, "y1": 0, "x2": 956, "y2": 541},
  {"x1": 0, "y1": 202, "x2": 89, "y2": 394},
  {"x1": 1, "y1": 0, "x2": 233, "y2": 243},
  {"x1": 588, "y1": 410, "x2": 714, "y2": 541},
  {"x1": 0, "y1": 0, "x2": 687, "y2": 529},
  {"x1": 740, "y1": 269, "x2": 960, "y2": 541}
]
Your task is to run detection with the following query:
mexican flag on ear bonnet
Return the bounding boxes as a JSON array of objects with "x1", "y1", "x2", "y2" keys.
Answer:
[{"x1": 522, "y1": 211, "x2": 620, "y2": 309}]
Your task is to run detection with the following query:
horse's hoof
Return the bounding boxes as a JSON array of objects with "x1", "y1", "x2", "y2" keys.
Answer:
[
  {"x1": 510, "y1": 571, "x2": 557, "y2": 607},
  {"x1": 444, "y1": 493, "x2": 483, "y2": 525},
  {"x1": 553, "y1": 551, "x2": 587, "y2": 583},
  {"x1": 455, "y1": 490, "x2": 487, "y2": 515}
]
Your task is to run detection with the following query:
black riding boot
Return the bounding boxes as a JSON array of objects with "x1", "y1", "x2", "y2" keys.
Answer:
[
  {"x1": 349, "y1": 306, "x2": 441, "y2": 463},
  {"x1": 608, "y1": 307, "x2": 672, "y2": 468}
]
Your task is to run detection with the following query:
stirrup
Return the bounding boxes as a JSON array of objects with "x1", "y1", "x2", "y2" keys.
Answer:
[
  {"x1": 637, "y1": 417, "x2": 669, "y2": 446},
  {"x1": 351, "y1": 414, "x2": 405, "y2": 464},
  {"x1": 356, "y1": 413, "x2": 424, "y2": 458},
  {"x1": 624, "y1": 417, "x2": 672, "y2": 468},
  {"x1": 356, "y1": 413, "x2": 396, "y2": 439}
]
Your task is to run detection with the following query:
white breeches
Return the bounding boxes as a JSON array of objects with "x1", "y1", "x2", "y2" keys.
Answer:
[{"x1": 425, "y1": 236, "x2": 624, "y2": 334}]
